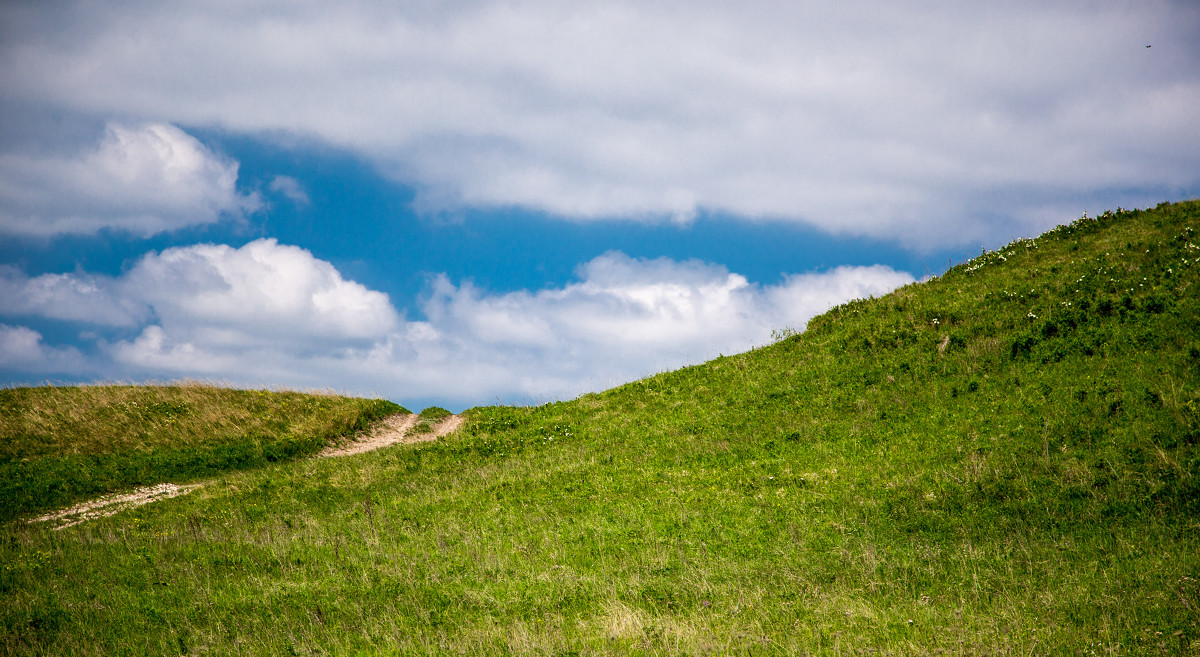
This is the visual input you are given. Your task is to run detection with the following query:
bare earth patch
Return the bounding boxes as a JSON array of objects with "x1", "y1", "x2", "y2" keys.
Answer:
[
  {"x1": 28, "y1": 483, "x2": 203, "y2": 530},
  {"x1": 319, "y1": 412, "x2": 464, "y2": 457},
  {"x1": 29, "y1": 412, "x2": 460, "y2": 530}
]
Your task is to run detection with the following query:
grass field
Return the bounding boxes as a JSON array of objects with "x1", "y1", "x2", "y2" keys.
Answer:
[
  {"x1": 0, "y1": 383, "x2": 406, "y2": 523},
  {"x1": 2, "y1": 201, "x2": 1198, "y2": 655}
]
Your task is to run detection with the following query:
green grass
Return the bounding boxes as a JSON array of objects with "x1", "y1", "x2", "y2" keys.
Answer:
[
  {"x1": 409, "y1": 406, "x2": 455, "y2": 435},
  {"x1": 2, "y1": 201, "x2": 1198, "y2": 655},
  {"x1": 0, "y1": 383, "x2": 406, "y2": 522},
  {"x1": 419, "y1": 406, "x2": 453, "y2": 422}
]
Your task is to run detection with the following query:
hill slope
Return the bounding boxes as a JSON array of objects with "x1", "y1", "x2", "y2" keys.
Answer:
[
  {"x1": 3, "y1": 201, "x2": 1198, "y2": 655},
  {"x1": 0, "y1": 383, "x2": 406, "y2": 522}
]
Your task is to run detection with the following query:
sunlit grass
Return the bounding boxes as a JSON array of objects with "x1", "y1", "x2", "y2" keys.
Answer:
[
  {"x1": 0, "y1": 382, "x2": 405, "y2": 522},
  {"x1": 2, "y1": 201, "x2": 1198, "y2": 655}
]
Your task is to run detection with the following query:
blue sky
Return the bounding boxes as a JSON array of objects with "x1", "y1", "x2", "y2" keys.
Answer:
[{"x1": 2, "y1": 1, "x2": 1198, "y2": 411}]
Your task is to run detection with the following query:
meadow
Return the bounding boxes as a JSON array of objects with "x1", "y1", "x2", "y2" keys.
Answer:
[
  {"x1": 0, "y1": 383, "x2": 405, "y2": 523},
  {"x1": 2, "y1": 201, "x2": 1198, "y2": 655}
]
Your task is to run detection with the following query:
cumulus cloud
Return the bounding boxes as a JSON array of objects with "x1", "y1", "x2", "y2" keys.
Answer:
[
  {"x1": 0, "y1": 324, "x2": 86, "y2": 374},
  {"x1": 0, "y1": 240, "x2": 912, "y2": 407},
  {"x1": 2, "y1": 1, "x2": 1197, "y2": 246},
  {"x1": 0, "y1": 238, "x2": 397, "y2": 340},
  {"x1": 121, "y1": 239, "x2": 400, "y2": 346},
  {"x1": 0, "y1": 123, "x2": 258, "y2": 237},
  {"x1": 1, "y1": 237, "x2": 400, "y2": 381},
  {"x1": 0, "y1": 265, "x2": 147, "y2": 326},
  {"x1": 407, "y1": 254, "x2": 913, "y2": 402}
]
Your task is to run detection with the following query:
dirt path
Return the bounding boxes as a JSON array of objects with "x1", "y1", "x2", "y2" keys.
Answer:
[
  {"x1": 319, "y1": 412, "x2": 464, "y2": 457},
  {"x1": 28, "y1": 412, "x2": 461, "y2": 530},
  {"x1": 29, "y1": 483, "x2": 204, "y2": 531}
]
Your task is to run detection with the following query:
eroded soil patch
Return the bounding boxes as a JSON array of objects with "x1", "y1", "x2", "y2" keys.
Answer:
[
  {"x1": 319, "y1": 412, "x2": 463, "y2": 457},
  {"x1": 28, "y1": 483, "x2": 203, "y2": 530},
  {"x1": 29, "y1": 412, "x2": 460, "y2": 530}
]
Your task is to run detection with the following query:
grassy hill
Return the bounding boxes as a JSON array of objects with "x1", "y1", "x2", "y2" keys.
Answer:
[
  {"x1": 0, "y1": 383, "x2": 406, "y2": 522},
  {"x1": 2, "y1": 201, "x2": 1198, "y2": 655}
]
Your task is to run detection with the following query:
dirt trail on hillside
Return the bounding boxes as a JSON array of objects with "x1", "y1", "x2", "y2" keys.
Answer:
[
  {"x1": 28, "y1": 412, "x2": 461, "y2": 530},
  {"x1": 29, "y1": 483, "x2": 204, "y2": 531},
  {"x1": 319, "y1": 412, "x2": 464, "y2": 457}
]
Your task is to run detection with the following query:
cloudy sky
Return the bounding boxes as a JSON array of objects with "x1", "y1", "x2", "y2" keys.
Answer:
[{"x1": 1, "y1": 1, "x2": 1197, "y2": 410}]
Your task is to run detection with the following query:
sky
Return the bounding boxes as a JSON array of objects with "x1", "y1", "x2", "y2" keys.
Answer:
[{"x1": 1, "y1": 1, "x2": 1197, "y2": 411}]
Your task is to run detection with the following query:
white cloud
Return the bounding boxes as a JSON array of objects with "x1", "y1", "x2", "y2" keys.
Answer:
[
  {"x1": 2, "y1": 1, "x2": 1197, "y2": 246},
  {"x1": 0, "y1": 123, "x2": 258, "y2": 237},
  {"x1": 121, "y1": 238, "x2": 401, "y2": 347},
  {"x1": 1, "y1": 240, "x2": 912, "y2": 408},
  {"x1": 269, "y1": 175, "x2": 310, "y2": 206},
  {"x1": 407, "y1": 253, "x2": 913, "y2": 403},
  {"x1": 0, "y1": 324, "x2": 86, "y2": 374},
  {"x1": 0, "y1": 266, "x2": 147, "y2": 326},
  {"x1": 109, "y1": 325, "x2": 236, "y2": 376},
  {"x1": 0, "y1": 238, "x2": 398, "y2": 340},
  {"x1": 1, "y1": 237, "x2": 401, "y2": 382}
]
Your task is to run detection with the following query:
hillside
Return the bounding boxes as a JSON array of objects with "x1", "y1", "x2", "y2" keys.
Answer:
[
  {"x1": 0, "y1": 383, "x2": 406, "y2": 522},
  {"x1": 2, "y1": 201, "x2": 1198, "y2": 655}
]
